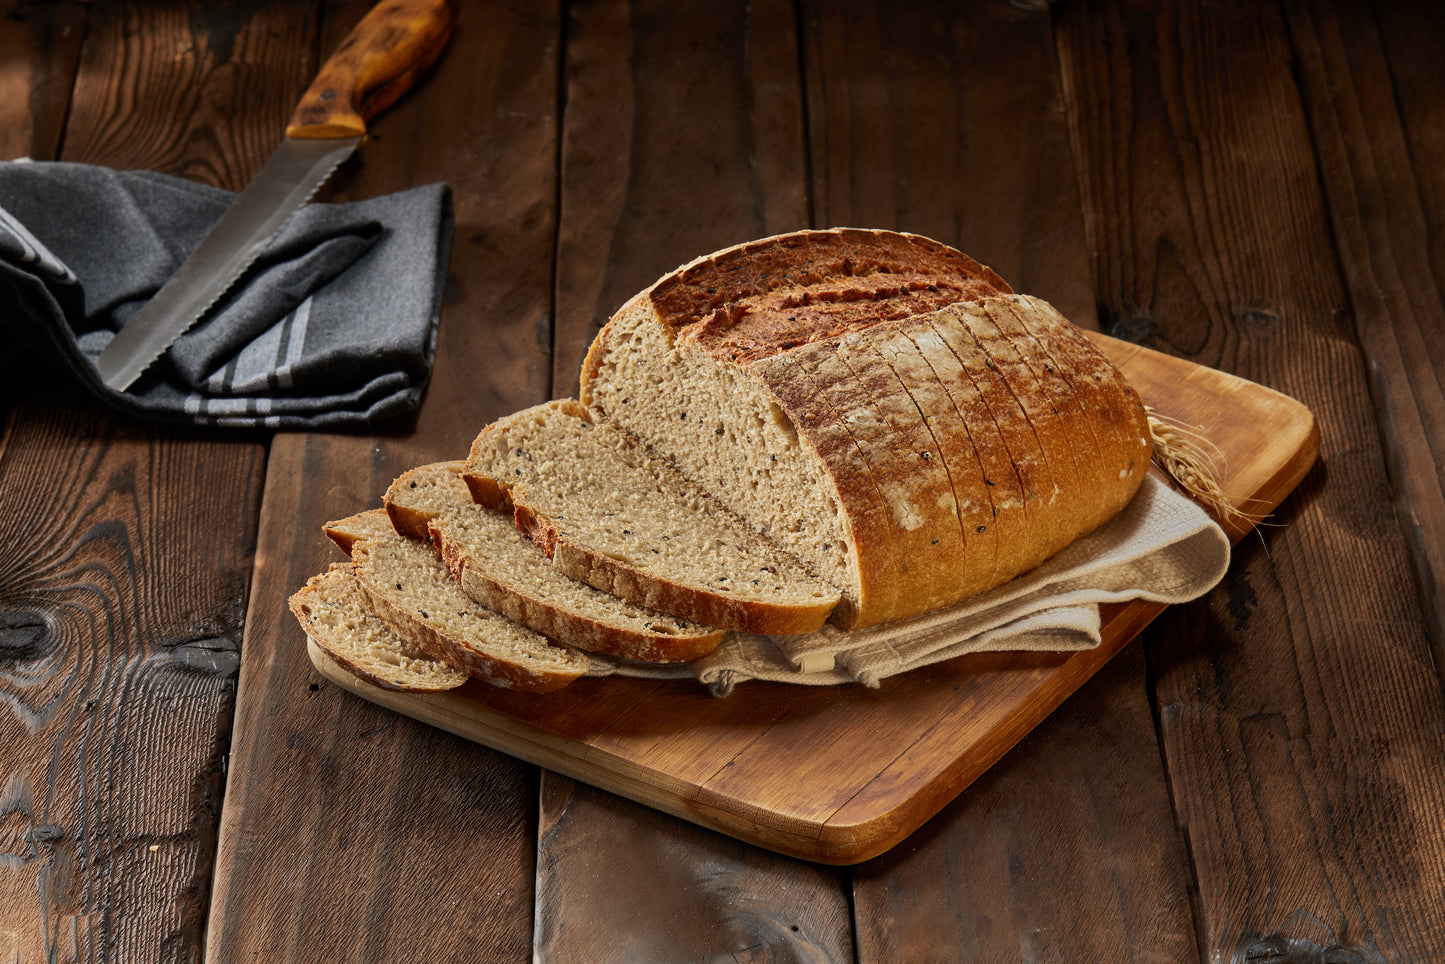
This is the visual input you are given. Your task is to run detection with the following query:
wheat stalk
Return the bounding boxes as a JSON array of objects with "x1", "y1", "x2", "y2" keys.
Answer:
[{"x1": 1146, "y1": 407, "x2": 1270, "y2": 527}]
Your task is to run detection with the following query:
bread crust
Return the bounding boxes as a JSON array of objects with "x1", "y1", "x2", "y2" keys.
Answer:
[
  {"x1": 385, "y1": 462, "x2": 728, "y2": 663},
  {"x1": 829, "y1": 332, "x2": 964, "y2": 614},
  {"x1": 464, "y1": 401, "x2": 841, "y2": 636},
  {"x1": 577, "y1": 229, "x2": 1153, "y2": 628},
  {"x1": 289, "y1": 565, "x2": 468, "y2": 693},
  {"x1": 875, "y1": 320, "x2": 997, "y2": 601},
  {"x1": 747, "y1": 350, "x2": 899, "y2": 629}
]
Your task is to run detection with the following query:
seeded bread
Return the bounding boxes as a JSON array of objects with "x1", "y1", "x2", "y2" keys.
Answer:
[
  {"x1": 579, "y1": 228, "x2": 1152, "y2": 629},
  {"x1": 462, "y1": 400, "x2": 842, "y2": 635},
  {"x1": 335, "y1": 509, "x2": 588, "y2": 692},
  {"x1": 384, "y1": 461, "x2": 727, "y2": 662},
  {"x1": 289, "y1": 564, "x2": 468, "y2": 693}
]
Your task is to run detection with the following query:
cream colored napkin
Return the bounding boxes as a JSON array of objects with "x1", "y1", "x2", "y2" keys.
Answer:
[{"x1": 584, "y1": 473, "x2": 1230, "y2": 695}]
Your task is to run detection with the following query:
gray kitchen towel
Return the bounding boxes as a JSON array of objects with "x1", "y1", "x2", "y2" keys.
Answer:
[{"x1": 0, "y1": 159, "x2": 452, "y2": 428}]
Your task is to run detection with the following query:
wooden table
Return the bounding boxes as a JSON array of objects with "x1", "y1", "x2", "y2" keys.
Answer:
[{"x1": 4, "y1": 0, "x2": 1443, "y2": 960}]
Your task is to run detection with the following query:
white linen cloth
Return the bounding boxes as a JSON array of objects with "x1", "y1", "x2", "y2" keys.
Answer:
[{"x1": 585, "y1": 473, "x2": 1230, "y2": 695}]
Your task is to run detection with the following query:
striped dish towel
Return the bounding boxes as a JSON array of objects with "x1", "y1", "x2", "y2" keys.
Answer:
[{"x1": 0, "y1": 160, "x2": 451, "y2": 429}]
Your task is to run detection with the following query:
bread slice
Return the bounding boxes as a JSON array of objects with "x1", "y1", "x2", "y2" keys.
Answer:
[
  {"x1": 289, "y1": 564, "x2": 467, "y2": 693},
  {"x1": 384, "y1": 461, "x2": 727, "y2": 663},
  {"x1": 578, "y1": 228, "x2": 1151, "y2": 628},
  {"x1": 337, "y1": 509, "x2": 588, "y2": 693},
  {"x1": 462, "y1": 400, "x2": 841, "y2": 635}
]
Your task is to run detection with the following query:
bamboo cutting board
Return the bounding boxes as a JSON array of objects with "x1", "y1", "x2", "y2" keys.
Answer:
[{"x1": 307, "y1": 334, "x2": 1319, "y2": 864}]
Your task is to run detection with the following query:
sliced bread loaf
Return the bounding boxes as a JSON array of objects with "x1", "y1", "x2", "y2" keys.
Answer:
[
  {"x1": 384, "y1": 461, "x2": 727, "y2": 662},
  {"x1": 579, "y1": 228, "x2": 1152, "y2": 629},
  {"x1": 337, "y1": 509, "x2": 588, "y2": 692},
  {"x1": 289, "y1": 564, "x2": 468, "y2": 693},
  {"x1": 463, "y1": 400, "x2": 841, "y2": 635}
]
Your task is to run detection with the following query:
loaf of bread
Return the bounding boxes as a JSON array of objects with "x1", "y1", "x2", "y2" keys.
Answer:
[
  {"x1": 293, "y1": 227, "x2": 1154, "y2": 695},
  {"x1": 579, "y1": 228, "x2": 1152, "y2": 630}
]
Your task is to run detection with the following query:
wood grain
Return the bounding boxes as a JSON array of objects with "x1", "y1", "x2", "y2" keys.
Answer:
[
  {"x1": 535, "y1": 777, "x2": 853, "y2": 962},
  {"x1": 798, "y1": 0, "x2": 1096, "y2": 326},
  {"x1": 795, "y1": 0, "x2": 1196, "y2": 953},
  {"x1": 1280, "y1": 0, "x2": 1445, "y2": 677},
  {"x1": 852, "y1": 643, "x2": 1196, "y2": 961},
  {"x1": 549, "y1": 0, "x2": 809, "y2": 396},
  {"x1": 0, "y1": 407, "x2": 262, "y2": 964},
  {"x1": 0, "y1": 0, "x2": 89, "y2": 162},
  {"x1": 1056, "y1": 0, "x2": 1445, "y2": 958},
  {"x1": 204, "y1": 1, "x2": 564, "y2": 959},
  {"x1": 1, "y1": 3, "x2": 292, "y2": 961},
  {"x1": 61, "y1": 0, "x2": 320, "y2": 191}
]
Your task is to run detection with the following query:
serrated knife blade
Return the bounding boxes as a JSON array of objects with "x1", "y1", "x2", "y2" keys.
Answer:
[
  {"x1": 96, "y1": 136, "x2": 360, "y2": 391},
  {"x1": 95, "y1": 0, "x2": 455, "y2": 392}
]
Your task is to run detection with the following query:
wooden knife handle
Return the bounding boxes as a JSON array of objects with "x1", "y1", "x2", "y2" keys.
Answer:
[{"x1": 287, "y1": 0, "x2": 456, "y2": 138}]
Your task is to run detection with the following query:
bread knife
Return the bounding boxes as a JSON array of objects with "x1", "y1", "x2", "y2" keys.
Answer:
[{"x1": 95, "y1": 0, "x2": 456, "y2": 392}]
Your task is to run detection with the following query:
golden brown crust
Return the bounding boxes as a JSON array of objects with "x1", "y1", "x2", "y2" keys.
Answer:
[
  {"x1": 388, "y1": 461, "x2": 727, "y2": 663},
  {"x1": 322, "y1": 509, "x2": 401, "y2": 555},
  {"x1": 433, "y1": 522, "x2": 726, "y2": 664},
  {"x1": 650, "y1": 228, "x2": 1012, "y2": 363},
  {"x1": 874, "y1": 322, "x2": 997, "y2": 602},
  {"x1": 747, "y1": 350, "x2": 899, "y2": 630},
  {"x1": 466, "y1": 401, "x2": 841, "y2": 636},
  {"x1": 1013, "y1": 296, "x2": 1152, "y2": 504},
  {"x1": 831, "y1": 332, "x2": 963, "y2": 615},
  {"x1": 513, "y1": 495, "x2": 835, "y2": 636},
  {"x1": 997, "y1": 298, "x2": 1112, "y2": 545},
  {"x1": 350, "y1": 551, "x2": 583, "y2": 693},
  {"x1": 969, "y1": 300, "x2": 1093, "y2": 557}
]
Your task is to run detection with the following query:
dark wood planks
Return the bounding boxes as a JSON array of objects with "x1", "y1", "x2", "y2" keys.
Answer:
[
  {"x1": 549, "y1": 0, "x2": 810, "y2": 396},
  {"x1": 793, "y1": 0, "x2": 1197, "y2": 956},
  {"x1": 0, "y1": 0, "x2": 89, "y2": 162},
  {"x1": 204, "y1": 0, "x2": 565, "y2": 959},
  {"x1": 536, "y1": 1, "x2": 855, "y2": 959},
  {"x1": 1056, "y1": 0, "x2": 1445, "y2": 958},
  {"x1": 1280, "y1": 0, "x2": 1445, "y2": 675},
  {"x1": 535, "y1": 777, "x2": 853, "y2": 961},
  {"x1": 2, "y1": 2, "x2": 297, "y2": 960},
  {"x1": 853, "y1": 645, "x2": 1196, "y2": 960},
  {"x1": 798, "y1": 0, "x2": 1096, "y2": 326}
]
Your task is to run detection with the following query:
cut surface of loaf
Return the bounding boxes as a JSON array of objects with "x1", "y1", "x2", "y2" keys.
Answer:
[
  {"x1": 580, "y1": 228, "x2": 1152, "y2": 629},
  {"x1": 385, "y1": 461, "x2": 727, "y2": 663},
  {"x1": 339, "y1": 509, "x2": 588, "y2": 693},
  {"x1": 463, "y1": 400, "x2": 841, "y2": 635},
  {"x1": 288, "y1": 564, "x2": 467, "y2": 693}
]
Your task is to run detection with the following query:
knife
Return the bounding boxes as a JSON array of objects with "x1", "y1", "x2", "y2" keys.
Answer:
[{"x1": 96, "y1": 0, "x2": 457, "y2": 392}]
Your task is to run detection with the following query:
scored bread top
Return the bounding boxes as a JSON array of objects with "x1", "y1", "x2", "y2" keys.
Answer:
[
  {"x1": 580, "y1": 228, "x2": 1152, "y2": 629},
  {"x1": 646, "y1": 227, "x2": 1012, "y2": 362}
]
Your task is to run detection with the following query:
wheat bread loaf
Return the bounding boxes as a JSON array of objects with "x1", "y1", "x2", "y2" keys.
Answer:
[
  {"x1": 384, "y1": 461, "x2": 727, "y2": 662},
  {"x1": 462, "y1": 400, "x2": 841, "y2": 635},
  {"x1": 336, "y1": 509, "x2": 588, "y2": 692},
  {"x1": 288, "y1": 565, "x2": 468, "y2": 693},
  {"x1": 579, "y1": 227, "x2": 1151, "y2": 629}
]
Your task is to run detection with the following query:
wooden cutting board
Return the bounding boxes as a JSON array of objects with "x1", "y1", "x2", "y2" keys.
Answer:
[{"x1": 307, "y1": 334, "x2": 1319, "y2": 864}]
